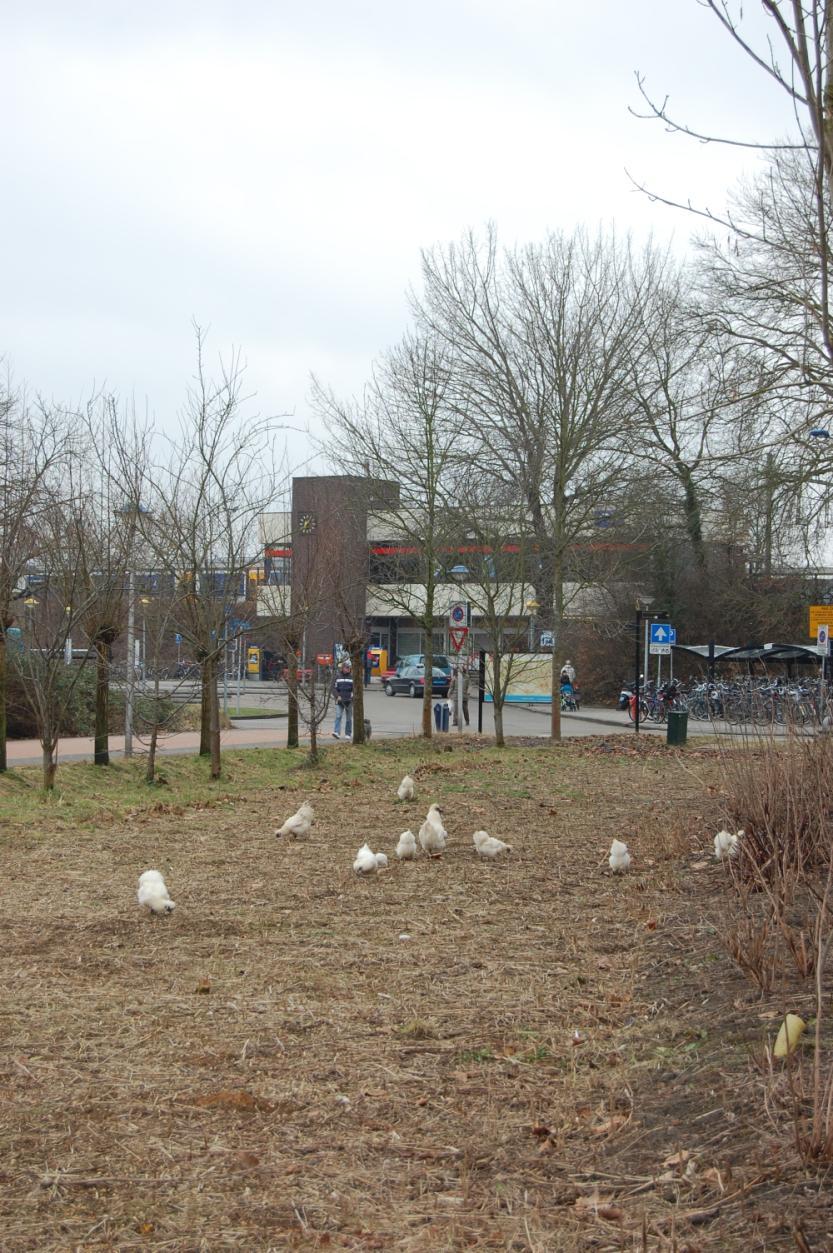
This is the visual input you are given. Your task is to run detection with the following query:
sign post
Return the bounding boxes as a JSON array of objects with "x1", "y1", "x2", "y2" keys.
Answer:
[
  {"x1": 819, "y1": 625, "x2": 831, "y2": 725},
  {"x1": 449, "y1": 626, "x2": 468, "y2": 652},
  {"x1": 649, "y1": 623, "x2": 676, "y2": 687}
]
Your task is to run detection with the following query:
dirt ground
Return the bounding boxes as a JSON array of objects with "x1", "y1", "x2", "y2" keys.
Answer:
[{"x1": 1, "y1": 736, "x2": 831, "y2": 1251}]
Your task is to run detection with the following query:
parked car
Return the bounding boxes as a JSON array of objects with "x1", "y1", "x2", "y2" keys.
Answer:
[
  {"x1": 395, "y1": 653, "x2": 453, "y2": 676},
  {"x1": 384, "y1": 665, "x2": 452, "y2": 698}
]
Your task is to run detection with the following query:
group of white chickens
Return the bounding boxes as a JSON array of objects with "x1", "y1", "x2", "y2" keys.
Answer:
[
  {"x1": 136, "y1": 768, "x2": 745, "y2": 913},
  {"x1": 271, "y1": 774, "x2": 514, "y2": 878}
]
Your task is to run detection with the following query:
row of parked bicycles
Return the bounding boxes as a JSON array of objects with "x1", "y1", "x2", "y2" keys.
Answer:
[{"x1": 617, "y1": 676, "x2": 833, "y2": 728}]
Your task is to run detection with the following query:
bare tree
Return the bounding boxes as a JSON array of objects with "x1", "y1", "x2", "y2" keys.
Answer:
[
  {"x1": 417, "y1": 226, "x2": 656, "y2": 738},
  {"x1": 313, "y1": 334, "x2": 463, "y2": 739},
  {"x1": 633, "y1": 3, "x2": 833, "y2": 392},
  {"x1": 12, "y1": 497, "x2": 96, "y2": 789},
  {"x1": 135, "y1": 327, "x2": 288, "y2": 779},
  {"x1": 445, "y1": 486, "x2": 540, "y2": 747},
  {"x1": 0, "y1": 379, "x2": 69, "y2": 771}
]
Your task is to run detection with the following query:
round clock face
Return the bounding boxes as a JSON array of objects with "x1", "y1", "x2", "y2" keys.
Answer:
[{"x1": 298, "y1": 512, "x2": 316, "y2": 534}]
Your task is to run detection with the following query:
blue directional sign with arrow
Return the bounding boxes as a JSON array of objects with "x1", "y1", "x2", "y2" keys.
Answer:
[
  {"x1": 649, "y1": 623, "x2": 676, "y2": 646},
  {"x1": 649, "y1": 622, "x2": 676, "y2": 654}
]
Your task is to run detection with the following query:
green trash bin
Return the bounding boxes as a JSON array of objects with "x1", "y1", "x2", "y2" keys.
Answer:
[{"x1": 667, "y1": 709, "x2": 688, "y2": 746}]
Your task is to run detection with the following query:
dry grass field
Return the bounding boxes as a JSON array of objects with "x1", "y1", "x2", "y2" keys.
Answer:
[{"x1": 1, "y1": 736, "x2": 831, "y2": 1250}]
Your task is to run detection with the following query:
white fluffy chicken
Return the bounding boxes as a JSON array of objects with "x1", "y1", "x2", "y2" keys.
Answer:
[
  {"x1": 608, "y1": 839, "x2": 631, "y2": 873},
  {"x1": 397, "y1": 774, "x2": 416, "y2": 802},
  {"x1": 418, "y1": 804, "x2": 447, "y2": 856},
  {"x1": 137, "y1": 869, "x2": 176, "y2": 915},
  {"x1": 396, "y1": 829, "x2": 418, "y2": 860},
  {"x1": 714, "y1": 828, "x2": 741, "y2": 860},
  {"x1": 275, "y1": 801, "x2": 314, "y2": 839},
  {"x1": 472, "y1": 829, "x2": 512, "y2": 859},
  {"x1": 353, "y1": 843, "x2": 380, "y2": 874},
  {"x1": 374, "y1": 852, "x2": 389, "y2": 869}
]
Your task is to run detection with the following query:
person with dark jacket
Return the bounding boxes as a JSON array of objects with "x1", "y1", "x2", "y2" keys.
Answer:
[{"x1": 332, "y1": 662, "x2": 353, "y2": 739}]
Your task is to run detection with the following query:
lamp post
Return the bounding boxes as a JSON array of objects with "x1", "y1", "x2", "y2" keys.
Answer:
[
  {"x1": 139, "y1": 596, "x2": 151, "y2": 687},
  {"x1": 125, "y1": 569, "x2": 136, "y2": 755},
  {"x1": 116, "y1": 501, "x2": 151, "y2": 760},
  {"x1": 63, "y1": 605, "x2": 72, "y2": 666},
  {"x1": 810, "y1": 426, "x2": 832, "y2": 711},
  {"x1": 525, "y1": 598, "x2": 540, "y2": 652},
  {"x1": 23, "y1": 596, "x2": 39, "y2": 641}
]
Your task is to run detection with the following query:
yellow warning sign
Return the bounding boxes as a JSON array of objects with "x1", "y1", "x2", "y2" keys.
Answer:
[{"x1": 809, "y1": 605, "x2": 831, "y2": 640}]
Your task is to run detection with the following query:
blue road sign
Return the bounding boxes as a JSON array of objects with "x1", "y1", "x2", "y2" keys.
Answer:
[
  {"x1": 650, "y1": 623, "x2": 676, "y2": 645},
  {"x1": 174, "y1": 633, "x2": 182, "y2": 645},
  {"x1": 539, "y1": 631, "x2": 554, "y2": 647}
]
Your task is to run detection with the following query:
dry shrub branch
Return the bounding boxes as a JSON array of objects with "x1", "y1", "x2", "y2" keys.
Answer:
[{"x1": 717, "y1": 731, "x2": 833, "y2": 1162}]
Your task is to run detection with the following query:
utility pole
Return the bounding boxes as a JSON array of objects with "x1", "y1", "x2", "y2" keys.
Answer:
[{"x1": 125, "y1": 568, "x2": 135, "y2": 757}]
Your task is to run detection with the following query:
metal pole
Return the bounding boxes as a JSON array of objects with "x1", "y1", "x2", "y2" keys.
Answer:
[
  {"x1": 223, "y1": 641, "x2": 229, "y2": 717},
  {"x1": 634, "y1": 608, "x2": 642, "y2": 735},
  {"x1": 125, "y1": 568, "x2": 135, "y2": 757},
  {"x1": 478, "y1": 649, "x2": 485, "y2": 734},
  {"x1": 236, "y1": 639, "x2": 242, "y2": 715},
  {"x1": 643, "y1": 615, "x2": 650, "y2": 686},
  {"x1": 456, "y1": 657, "x2": 463, "y2": 733}
]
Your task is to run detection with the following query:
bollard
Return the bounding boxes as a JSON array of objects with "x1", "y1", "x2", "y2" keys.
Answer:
[
  {"x1": 441, "y1": 702, "x2": 450, "y2": 732},
  {"x1": 433, "y1": 702, "x2": 443, "y2": 732},
  {"x1": 666, "y1": 709, "x2": 688, "y2": 747}
]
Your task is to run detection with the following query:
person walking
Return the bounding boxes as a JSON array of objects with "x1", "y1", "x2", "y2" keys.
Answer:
[
  {"x1": 332, "y1": 661, "x2": 353, "y2": 739},
  {"x1": 364, "y1": 646, "x2": 373, "y2": 687}
]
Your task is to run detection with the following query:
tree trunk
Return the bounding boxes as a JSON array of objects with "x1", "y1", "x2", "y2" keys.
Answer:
[
  {"x1": 145, "y1": 723, "x2": 159, "y2": 783},
  {"x1": 422, "y1": 630, "x2": 434, "y2": 739},
  {"x1": 286, "y1": 650, "x2": 299, "y2": 748},
  {"x1": 492, "y1": 665, "x2": 505, "y2": 748},
  {"x1": 199, "y1": 655, "x2": 211, "y2": 756},
  {"x1": 209, "y1": 660, "x2": 221, "y2": 779},
  {"x1": 308, "y1": 681, "x2": 318, "y2": 764},
  {"x1": 42, "y1": 740, "x2": 57, "y2": 790},
  {"x1": 0, "y1": 628, "x2": 7, "y2": 773},
  {"x1": 93, "y1": 637, "x2": 110, "y2": 766},
  {"x1": 549, "y1": 546, "x2": 565, "y2": 742},
  {"x1": 677, "y1": 462, "x2": 706, "y2": 571},
  {"x1": 350, "y1": 641, "x2": 365, "y2": 744}
]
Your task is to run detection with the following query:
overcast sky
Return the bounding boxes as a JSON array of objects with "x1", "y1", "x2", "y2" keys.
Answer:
[{"x1": 1, "y1": 1, "x2": 790, "y2": 465}]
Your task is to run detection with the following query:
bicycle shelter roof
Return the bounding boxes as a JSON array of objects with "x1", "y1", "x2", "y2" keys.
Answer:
[{"x1": 671, "y1": 643, "x2": 822, "y2": 664}]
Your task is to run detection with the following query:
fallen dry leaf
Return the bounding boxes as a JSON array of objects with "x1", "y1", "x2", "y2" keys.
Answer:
[
  {"x1": 195, "y1": 979, "x2": 211, "y2": 995},
  {"x1": 190, "y1": 1089, "x2": 271, "y2": 1112},
  {"x1": 592, "y1": 1114, "x2": 627, "y2": 1136}
]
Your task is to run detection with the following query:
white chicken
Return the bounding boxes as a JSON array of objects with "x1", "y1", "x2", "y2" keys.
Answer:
[
  {"x1": 396, "y1": 829, "x2": 418, "y2": 860},
  {"x1": 374, "y1": 852, "x2": 389, "y2": 869},
  {"x1": 397, "y1": 774, "x2": 416, "y2": 802},
  {"x1": 714, "y1": 828, "x2": 740, "y2": 860},
  {"x1": 275, "y1": 801, "x2": 314, "y2": 839},
  {"x1": 137, "y1": 869, "x2": 176, "y2": 915},
  {"x1": 353, "y1": 843, "x2": 379, "y2": 874},
  {"x1": 472, "y1": 829, "x2": 512, "y2": 859},
  {"x1": 418, "y1": 804, "x2": 447, "y2": 856},
  {"x1": 608, "y1": 839, "x2": 631, "y2": 873}
]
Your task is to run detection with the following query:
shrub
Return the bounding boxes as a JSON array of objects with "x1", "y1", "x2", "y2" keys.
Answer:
[{"x1": 6, "y1": 663, "x2": 177, "y2": 739}]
